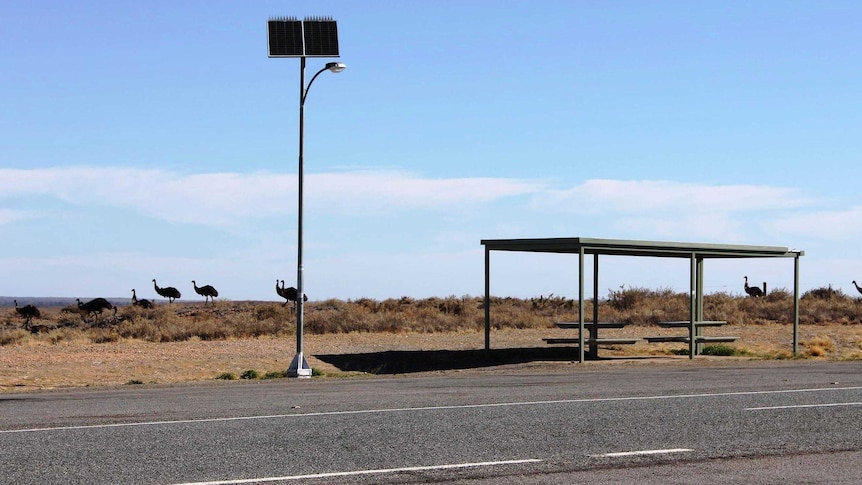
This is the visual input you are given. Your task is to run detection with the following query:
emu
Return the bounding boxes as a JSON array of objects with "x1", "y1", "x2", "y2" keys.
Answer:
[
  {"x1": 192, "y1": 280, "x2": 218, "y2": 304},
  {"x1": 279, "y1": 280, "x2": 307, "y2": 309},
  {"x1": 77, "y1": 297, "x2": 114, "y2": 320},
  {"x1": 153, "y1": 279, "x2": 181, "y2": 303},
  {"x1": 14, "y1": 300, "x2": 40, "y2": 329},
  {"x1": 852, "y1": 280, "x2": 862, "y2": 296},
  {"x1": 131, "y1": 289, "x2": 154, "y2": 309},
  {"x1": 744, "y1": 276, "x2": 764, "y2": 298},
  {"x1": 276, "y1": 279, "x2": 288, "y2": 303}
]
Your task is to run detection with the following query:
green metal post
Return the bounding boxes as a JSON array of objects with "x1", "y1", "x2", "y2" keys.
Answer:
[
  {"x1": 593, "y1": 254, "x2": 599, "y2": 326},
  {"x1": 793, "y1": 254, "x2": 800, "y2": 355},
  {"x1": 689, "y1": 253, "x2": 696, "y2": 359},
  {"x1": 696, "y1": 257, "x2": 704, "y2": 321},
  {"x1": 578, "y1": 247, "x2": 585, "y2": 363},
  {"x1": 590, "y1": 253, "x2": 599, "y2": 358},
  {"x1": 696, "y1": 256, "x2": 704, "y2": 354},
  {"x1": 484, "y1": 246, "x2": 490, "y2": 351}
]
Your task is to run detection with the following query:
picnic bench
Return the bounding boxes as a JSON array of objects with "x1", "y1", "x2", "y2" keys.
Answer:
[
  {"x1": 543, "y1": 337, "x2": 641, "y2": 345},
  {"x1": 643, "y1": 336, "x2": 740, "y2": 343},
  {"x1": 644, "y1": 321, "x2": 738, "y2": 355}
]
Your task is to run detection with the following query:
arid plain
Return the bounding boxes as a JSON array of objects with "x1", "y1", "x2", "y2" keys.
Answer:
[{"x1": 3, "y1": 290, "x2": 862, "y2": 391}]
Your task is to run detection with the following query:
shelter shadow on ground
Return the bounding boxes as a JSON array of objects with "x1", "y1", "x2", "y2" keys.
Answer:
[{"x1": 316, "y1": 347, "x2": 603, "y2": 374}]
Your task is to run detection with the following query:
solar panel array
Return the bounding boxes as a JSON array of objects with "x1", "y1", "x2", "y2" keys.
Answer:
[{"x1": 268, "y1": 17, "x2": 339, "y2": 58}]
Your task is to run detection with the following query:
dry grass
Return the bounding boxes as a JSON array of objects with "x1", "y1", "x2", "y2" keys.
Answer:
[
  {"x1": 802, "y1": 336, "x2": 836, "y2": 357},
  {"x1": 2, "y1": 287, "x2": 862, "y2": 391}
]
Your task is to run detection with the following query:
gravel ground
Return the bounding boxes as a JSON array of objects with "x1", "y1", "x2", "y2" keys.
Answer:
[{"x1": 2, "y1": 324, "x2": 861, "y2": 392}]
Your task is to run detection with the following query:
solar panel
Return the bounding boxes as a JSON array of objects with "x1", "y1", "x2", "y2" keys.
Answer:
[
  {"x1": 267, "y1": 18, "x2": 304, "y2": 57},
  {"x1": 267, "y1": 17, "x2": 340, "y2": 58},
  {"x1": 302, "y1": 18, "x2": 340, "y2": 57}
]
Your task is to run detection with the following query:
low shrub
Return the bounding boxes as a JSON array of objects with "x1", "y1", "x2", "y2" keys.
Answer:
[
  {"x1": 240, "y1": 369, "x2": 259, "y2": 379},
  {"x1": 760, "y1": 349, "x2": 796, "y2": 360},
  {"x1": 700, "y1": 344, "x2": 746, "y2": 356},
  {"x1": 802, "y1": 285, "x2": 848, "y2": 301}
]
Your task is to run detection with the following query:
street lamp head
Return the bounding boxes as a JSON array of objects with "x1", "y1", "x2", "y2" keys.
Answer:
[{"x1": 325, "y1": 62, "x2": 347, "y2": 73}]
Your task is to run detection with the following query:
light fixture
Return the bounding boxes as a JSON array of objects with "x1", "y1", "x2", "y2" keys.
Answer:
[{"x1": 326, "y1": 62, "x2": 347, "y2": 73}]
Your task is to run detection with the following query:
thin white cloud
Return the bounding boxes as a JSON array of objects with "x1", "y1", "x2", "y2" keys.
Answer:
[
  {"x1": 310, "y1": 170, "x2": 545, "y2": 214},
  {"x1": 0, "y1": 208, "x2": 35, "y2": 225},
  {"x1": 0, "y1": 167, "x2": 546, "y2": 227},
  {"x1": 768, "y1": 206, "x2": 862, "y2": 241},
  {"x1": 538, "y1": 179, "x2": 810, "y2": 214}
]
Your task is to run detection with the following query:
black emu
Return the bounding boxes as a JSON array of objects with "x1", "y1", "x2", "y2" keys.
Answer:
[
  {"x1": 279, "y1": 280, "x2": 307, "y2": 309},
  {"x1": 852, "y1": 280, "x2": 862, "y2": 296},
  {"x1": 77, "y1": 297, "x2": 114, "y2": 320},
  {"x1": 153, "y1": 279, "x2": 181, "y2": 303},
  {"x1": 744, "y1": 276, "x2": 764, "y2": 298},
  {"x1": 14, "y1": 300, "x2": 40, "y2": 329},
  {"x1": 192, "y1": 280, "x2": 218, "y2": 304},
  {"x1": 131, "y1": 289, "x2": 154, "y2": 309},
  {"x1": 276, "y1": 279, "x2": 288, "y2": 304}
]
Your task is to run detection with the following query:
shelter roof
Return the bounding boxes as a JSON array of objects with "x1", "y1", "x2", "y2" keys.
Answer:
[{"x1": 481, "y1": 237, "x2": 804, "y2": 259}]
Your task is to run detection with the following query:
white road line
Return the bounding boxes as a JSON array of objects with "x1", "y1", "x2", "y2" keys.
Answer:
[
  {"x1": 4, "y1": 385, "x2": 862, "y2": 434},
  {"x1": 745, "y1": 402, "x2": 862, "y2": 411},
  {"x1": 593, "y1": 448, "x2": 693, "y2": 458},
  {"x1": 168, "y1": 459, "x2": 542, "y2": 485}
]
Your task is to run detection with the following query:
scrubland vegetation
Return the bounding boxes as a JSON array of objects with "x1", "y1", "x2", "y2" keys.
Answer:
[
  {"x1": 2, "y1": 287, "x2": 862, "y2": 389},
  {"x1": 2, "y1": 285, "x2": 861, "y2": 347}
]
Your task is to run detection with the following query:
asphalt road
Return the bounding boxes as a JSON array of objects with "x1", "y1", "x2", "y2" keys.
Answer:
[{"x1": 2, "y1": 361, "x2": 862, "y2": 484}]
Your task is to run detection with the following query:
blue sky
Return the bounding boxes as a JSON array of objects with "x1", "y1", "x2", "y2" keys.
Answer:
[{"x1": 2, "y1": 1, "x2": 861, "y2": 302}]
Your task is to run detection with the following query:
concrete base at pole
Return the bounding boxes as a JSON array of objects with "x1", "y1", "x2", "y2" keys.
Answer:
[{"x1": 287, "y1": 352, "x2": 312, "y2": 378}]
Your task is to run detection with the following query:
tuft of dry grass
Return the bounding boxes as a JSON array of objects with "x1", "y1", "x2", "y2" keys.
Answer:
[
  {"x1": 802, "y1": 336, "x2": 836, "y2": 357},
  {"x1": 0, "y1": 328, "x2": 28, "y2": 346}
]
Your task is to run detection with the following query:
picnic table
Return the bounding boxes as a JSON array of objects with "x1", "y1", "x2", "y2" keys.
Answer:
[
  {"x1": 544, "y1": 320, "x2": 739, "y2": 358},
  {"x1": 543, "y1": 322, "x2": 638, "y2": 358}
]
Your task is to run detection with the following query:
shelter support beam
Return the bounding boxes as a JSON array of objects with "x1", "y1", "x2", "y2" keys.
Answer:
[
  {"x1": 696, "y1": 256, "x2": 704, "y2": 321},
  {"x1": 590, "y1": 254, "x2": 599, "y2": 359},
  {"x1": 484, "y1": 246, "x2": 490, "y2": 351},
  {"x1": 689, "y1": 253, "x2": 696, "y2": 359},
  {"x1": 793, "y1": 254, "x2": 800, "y2": 354},
  {"x1": 578, "y1": 247, "x2": 585, "y2": 363}
]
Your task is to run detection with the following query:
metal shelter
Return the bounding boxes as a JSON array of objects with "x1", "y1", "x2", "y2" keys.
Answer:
[{"x1": 481, "y1": 237, "x2": 804, "y2": 363}]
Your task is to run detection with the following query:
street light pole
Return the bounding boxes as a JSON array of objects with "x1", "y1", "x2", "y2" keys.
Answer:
[
  {"x1": 267, "y1": 16, "x2": 342, "y2": 378},
  {"x1": 288, "y1": 60, "x2": 346, "y2": 378}
]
